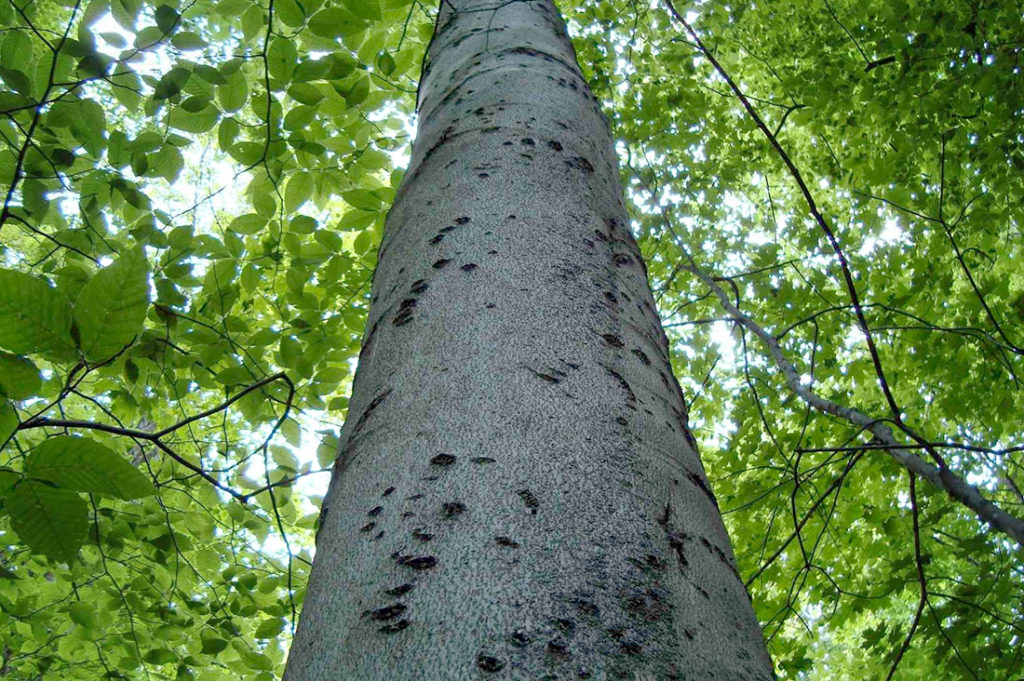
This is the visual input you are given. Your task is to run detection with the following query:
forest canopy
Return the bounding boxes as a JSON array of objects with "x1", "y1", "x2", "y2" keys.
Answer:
[{"x1": 0, "y1": 0, "x2": 1021, "y2": 679}]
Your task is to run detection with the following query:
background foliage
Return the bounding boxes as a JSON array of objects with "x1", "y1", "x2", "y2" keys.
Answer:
[{"x1": 0, "y1": 0, "x2": 1021, "y2": 679}]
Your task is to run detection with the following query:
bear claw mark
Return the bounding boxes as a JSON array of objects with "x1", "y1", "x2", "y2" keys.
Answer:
[
  {"x1": 378, "y1": 620, "x2": 410, "y2": 634},
  {"x1": 602, "y1": 365, "x2": 636, "y2": 403},
  {"x1": 395, "y1": 554, "x2": 437, "y2": 570},
  {"x1": 686, "y1": 469, "x2": 718, "y2": 506},
  {"x1": 365, "y1": 604, "x2": 407, "y2": 621},
  {"x1": 476, "y1": 654, "x2": 505, "y2": 672},
  {"x1": 524, "y1": 366, "x2": 560, "y2": 383},
  {"x1": 517, "y1": 489, "x2": 539, "y2": 513},
  {"x1": 601, "y1": 333, "x2": 624, "y2": 348},
  {"x1": 385, "y1": 583, "x2": 414, "y2": 596}
]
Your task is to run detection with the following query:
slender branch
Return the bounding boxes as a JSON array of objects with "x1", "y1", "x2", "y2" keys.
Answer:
[
  {"x1": 678, "y1": 253, "x2": 1024, "y2": 545},
  {"x1": 663, "y1": 1, "x2": 907, "y2": 431},
  {"x1": 885, "y1": 473, "x2": 927, "y2": 681},
  {"x1": 16, "y1": 373, "x2": 295, "y2": 504},
  {"x1": 155, "y1": 372, "x2": 292, "y2": 438},
  {"x1": 798, "y1": 442, "x2": 1024, "y2": 456}
]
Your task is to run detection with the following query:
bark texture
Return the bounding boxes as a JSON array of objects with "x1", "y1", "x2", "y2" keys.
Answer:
[{"x1": 283, "y1": 1, "x2": 774, "y2": 679}]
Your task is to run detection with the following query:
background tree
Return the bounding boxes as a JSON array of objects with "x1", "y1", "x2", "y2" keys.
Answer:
[{"x1": 0, "y1": 0, "x2": 1021, "y2": 679}]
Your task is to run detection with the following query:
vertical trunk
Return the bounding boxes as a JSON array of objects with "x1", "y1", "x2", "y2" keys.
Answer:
[{"x1": 284, "y1": 1, "x2": 774, "y2": 679}]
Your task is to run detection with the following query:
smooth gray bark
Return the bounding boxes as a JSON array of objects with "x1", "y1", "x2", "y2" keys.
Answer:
[{"x1": 283, "y1": 1, "x2": 774, "y2": 679}]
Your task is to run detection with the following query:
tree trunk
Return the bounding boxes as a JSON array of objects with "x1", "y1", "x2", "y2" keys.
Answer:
[{"x1": 283, "y1": 1, "x2": 774, "y2": 679}]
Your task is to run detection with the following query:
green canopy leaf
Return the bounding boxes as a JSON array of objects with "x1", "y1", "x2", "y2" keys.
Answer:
[
  {"x1": 342, "y1": 0, "x2": 381, "y2": 21},
  {"x1": 0, "y1": 400, "x2": 16, "y2": 445},
  {"x1": 25, "y1": 435, "x2": 157, "y2": 499},
  {"x1": 6, "y1": 481, "x2": 88, "y2": 561},
  {"x1": 0, "y1": 270, "x2": 75, "y2": 360},
  {"x1": 74, "y1": 247, "x2": 151, "y2": 362},
  {"x1": 0, "y1": 352, "x2": 41, "y2": 400}
]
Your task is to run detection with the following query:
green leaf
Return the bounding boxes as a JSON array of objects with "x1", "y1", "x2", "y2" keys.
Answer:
[
  {"x1": 342, "y1": 0, "x2": 381, "y2": 21},
  {"x1": 343, "y1": 75, "x2": 370, "y2": 106},
  {"x1": 254, "y1": 617, "x2": 286, "y2": 639},
  {"x1": 6, "y1": 481, "x2": 88, "y2": 561},
  {"x1": 26, "y1": 435, "x2": 157, "y2": 499},
  {"x1": 276, "y1": 0, "x2": 306, "y2": 28},
  {"x1": 151, "y1": 144, "x2": 185, "y2": 183},
  {"x1": 342, "y1": 189, "x2": 382, "y2": 211},
  {"x1": 268, "y1": 36, "x2": 297, "y2": 82},
  {"x1": 0, "y1": 269, "x2": 75, "y2": 359},
  {"x1": 288, "y1": 83, "x2": 324, "y2": 106},
  {"x1": 218, "y1": 69, "x2": 249, "y2": 112},
  {"x1": 77, "y1": 52, "x2": 112, "y2": 78},
  {"x1": 0, "y1": 352, "x2": 41, "y2": 400},
  {"x1": 180, "y1": 95, "x2": 212, "y2": 113},
  {"x1": 377, "y1": 51, "x2": 396, "y2": 76},
  {"x1": 286, "y1": 172, "x2": 315, "y2": 211},
  {"x1": 153, "y1": 67, "x2": 191, "y2": 100},
  {"x1": 171, "y1": 32, "x2": 207, "y2": 50},
  {"x1": 74, "y1": 247, "x2": 150, "y2": 361},
  {"x1": 0, "y1": 66, "x2": 33, "y2": 97},
  {"x1": 215, "y1": 366, "x2": 252, "y2": 385},
  {"x1": 194, "y1": 64, "x2": 228, "y2": 85},
  {"x1": 143, "y1": 648, "x2": 178, "y2": 665},
  {"x1": 0, "y1": 400, "x2": 16, "y2": 445},
  {"x1": 309, "y1": 9, "x2": 349, "y2": 38},
  {"x1": 154, "y1": 4, "x2": 180, "y2": 34},
  {"x1": 69, "y1": 601, "x2": 99, "y2": 628},
  {"x1": 294, "y1": 58, "x2": 329, "y2": 82},
  {"x1": 290, "y1": 215, "x2": 317, "y2": 234},
  {"x1": 0, "y1": 469, "x2": 18, "y2": 497},
  {"x1": 229, "y1": 214, "x2": 267, "y2": 235},
  {"x1": 168, "y1": 106, "x2": 220, "y2": 133},
  {"x1": 200, "y1": 631, "x2": 228, "y2": 654}
]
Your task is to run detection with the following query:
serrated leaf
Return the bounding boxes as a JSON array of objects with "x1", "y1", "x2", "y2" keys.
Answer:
[
  {"x1": 168, "y1": 106, "x2": 219, "y2": 133},
  {"x1": 74, "y1": 247, "x2": 150, "y2": 361},
  {"x1": 0, "y1": 269, "x2": 75, "y2": 359},
  {"x1": 0, "y1": 352, "x2": 41, "y2": 400},
  {"x1": 151, "y1": 145, "x2": 185, "y2": 183},
  {"x1": 26, "y1": 435, "x2": 156, "y2": 499},
  {"x1": 218, "y1": 69, "x2": 248, "y2": 112},
  {"x1": 286, "y1": 172, "x2": 315, "y2": 211},
  {"x1": 267, "y1": 36, "x2": 297, "y2": 82},
  {"x1": 7, "y1": 481, "x2": 88, "y2": 561}
]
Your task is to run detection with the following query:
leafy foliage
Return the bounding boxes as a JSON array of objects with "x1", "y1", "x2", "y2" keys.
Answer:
[{"x1": 0, "y1": 0, "x2": 1020, "y2": 679}]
